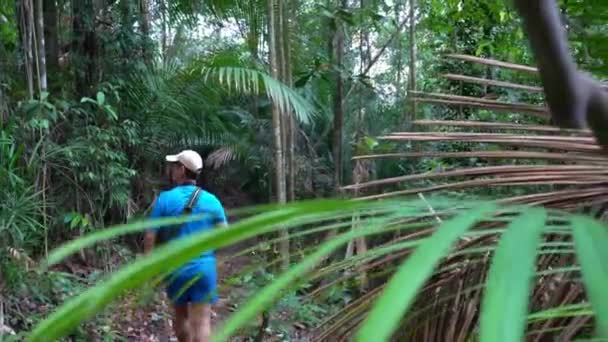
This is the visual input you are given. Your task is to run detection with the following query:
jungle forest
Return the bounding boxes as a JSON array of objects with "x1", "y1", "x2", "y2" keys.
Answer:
[{"x1": 1, "y1": 0, "x2": 608, "y2": 341}]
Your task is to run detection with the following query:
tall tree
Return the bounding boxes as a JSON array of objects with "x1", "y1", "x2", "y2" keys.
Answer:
[
  {"x1": 18, "y1": 0, "x2": 35, "y2": 98},
  {"x1": 284, "y1": 0, "x2": 296, "y2": 202},
  {"x1": 72, "y1": 0, "x2": 96, "y2": 95},
  {"x1": 267, "y1": 0, "x2": 289, "y2": 270},
  {"x1": 331, "y1": 0, "x2": 346, "y2": 191},
  {"x1": 43, "y1": 0, "x2": 58, "y2": 74},
  {"x1": 139, "y1": 0, "x2": 151, "y2": 64},
  {"x1": 408, "y1": 0, "x2": 417, "y2": 123},
  {"x1": 34, "y1": 0, "x2": 47, "y2": 92}
]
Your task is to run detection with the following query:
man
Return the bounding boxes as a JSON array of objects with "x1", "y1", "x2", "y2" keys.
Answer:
[{"x1": 144, "y1": 149, "x2": 227, "y2": 342}]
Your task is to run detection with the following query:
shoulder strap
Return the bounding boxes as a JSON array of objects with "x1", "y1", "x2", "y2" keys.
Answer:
[{"x1": 183, "y1": 187, "x2": 203, "y2": 214}]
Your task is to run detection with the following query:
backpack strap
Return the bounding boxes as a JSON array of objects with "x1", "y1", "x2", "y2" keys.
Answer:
[
  {"x1": 157, "y1": 187, "x2": 203, "y2": 244},
  {"x1": 183, "y1": 187, "x2": 203, "y2": 214}
]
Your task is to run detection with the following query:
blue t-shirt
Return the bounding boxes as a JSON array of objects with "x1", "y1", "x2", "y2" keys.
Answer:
[{"x1": 149, "y1": 185, "x2": 227, "y2": 265}]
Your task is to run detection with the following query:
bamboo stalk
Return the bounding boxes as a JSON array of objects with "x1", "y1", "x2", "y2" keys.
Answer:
[
  {"x1": 443, "y1": 73, "x2": 543, "y2": 93},
  {"x1": 444, "y1": 54, "x2": 539, "y2": 74}
]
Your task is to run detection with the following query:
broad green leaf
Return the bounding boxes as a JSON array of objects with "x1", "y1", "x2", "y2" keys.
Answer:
[
  {"x1": 480, "y1": 207, "x2": 547, "y2": 342},
  {"x1": 356, "y1": 203, "x2": 497, "y2": 342},
  {"x1": 572, "y1": 215, "x2": 608, "y2": 338}
]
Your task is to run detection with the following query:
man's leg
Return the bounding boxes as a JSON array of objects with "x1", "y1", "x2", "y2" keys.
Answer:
[
  {"x1": 190, "y1": 303, "x2": 212, "y2": 342},
  {"x1": 173, "y1": 305, "x2": 190, "y2": 342}
]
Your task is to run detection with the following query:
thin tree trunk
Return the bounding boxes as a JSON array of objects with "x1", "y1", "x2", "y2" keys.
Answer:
[
  {"x1": 161, "y1": 0, "x2": 167, "y2": 63},
  {"x1": 19, "y1": 0, "x2": 35, "y2": 99},
  {"x1": 139, "y1": 0, "x2": 151, "y2": 64},
  {"x1": 408, "y1": 0, "x2": 417, "y2": 123},
  {"x1": 395, "y1": 0, "x2": 403, "y2": 109},
  {"x1": 353, "y1": 0, "x2": 369, "y2": 291},
  {"x1": 35, "y1": 0, "x2": 47, "y2": 93},
  {"x1": 72, "y1": 0, "x2": 96, "y2": 95},
  {"x1": 268, "y1": 0, "x2": 289, "y2": 270},
  {"x1": 43, "y1": 0, "x2": 58, "y2": 73},
  {"x1": 332, "y1": 0, "x2": 346, "y2": 191},
  {"x1": 284, "y1": 0, "x2": 296, "y2": 202}
]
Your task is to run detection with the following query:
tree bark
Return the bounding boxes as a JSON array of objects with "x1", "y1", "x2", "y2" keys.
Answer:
[
  {"x1": 268, "y1": 0, "x2": 289, "y2": 270},
  {"x1": 18, "y1": 0, "x2": 35, "y2": 99},
  {"x1": 408, "y1": 0, "x2": 417, "y2": 124},
  {"x1": 72, "y1": 0, "x2": 96, "y2": 95},
  {"x1": 395, "y1": 0, "x2": 403, "y2": 109},
  {"x1": 35, "y1": 0, "x2": 47, "y2": 93},
  {"x1": 139, "y1": 0, "x2": 151, "y2": 64},
  {"x1": 284, "y1": 0, "x2": 296, "y2": 202},
  {"x1": 331, "y1": 0, "x2": 346, "y2": 191},
  {"x1": 43, "y1": 0, "x2": 58, "y2": 73}
]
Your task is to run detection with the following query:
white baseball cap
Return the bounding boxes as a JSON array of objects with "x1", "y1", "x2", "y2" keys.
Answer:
[{"x1": 165, "y1": 150, "x2": 203, "y2": 173}]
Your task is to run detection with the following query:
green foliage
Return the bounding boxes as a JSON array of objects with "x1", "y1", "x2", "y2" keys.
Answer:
[
  {"x1": 357, "y1": 203, "x2": 496, "y2": 341},
  {"x1": 571, "y1": 216, "x2": 608, "y2": 337},
  {"x1": 480, "y1": 208, "x2": 546, "y2": 341},
  {"x1": 26, "y1": 198, "x2": 608, "y2": 341},
  {"x1": 2, "y1": 0, "x2": 608, "y2": 340}
]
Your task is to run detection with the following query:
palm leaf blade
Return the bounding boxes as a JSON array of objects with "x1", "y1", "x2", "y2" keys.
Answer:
[
  {"x1": 355, "y1": 203, "x2": 497, "y2": 342},
  {"x1": 572, "y1": 215, "x2": 608, "y2": 338},
  {"x1": 480, "y1": 207, "x2": 547, "y2": 342}
]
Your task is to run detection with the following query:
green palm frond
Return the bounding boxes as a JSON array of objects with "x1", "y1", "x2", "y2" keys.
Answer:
[
  {"x1": 201, "y1": 66, "x2": 315, "y2": 124},
  {"x1": 28, "y1": 197, "x2": 608, "y2": 341}
]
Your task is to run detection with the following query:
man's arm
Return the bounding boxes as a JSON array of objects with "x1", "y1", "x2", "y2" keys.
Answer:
[
  {"x1": 513, "y1": 0, "x2": 608, "y2": 148},
  {"x1": 144, "y1": 193, "x2": 163, "y2": 254},
  {"x1": 144, "y1": 231, "x2": 156, "y2": 254}
]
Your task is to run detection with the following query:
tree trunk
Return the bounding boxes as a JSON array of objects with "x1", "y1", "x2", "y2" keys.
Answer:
[
  {"x1": 18, "y1": 0, "x2": 35, "y2": 99},
  {"x1": 139, "y1": 0, "x2": 151, "y2": 64},
  {"x1": 160, "y1": 0, "x2": 167, "y2": 63},
  {"x1": 284, "y1": 0, "x2": 296, "y2": 202},
  {"x1": 408, "y1": 0, "x2": 417, "y2": 124},
  {"x1": 268, "y1": 0, "x2": 289, "y2": 270},
  {"x1": 35, "y1": 0, "x2": 47, "y2": 93},
  {"x1": 72, "y1": 0, "x2": 96, "y2": 95},
  {"x1": 43, "y1": 0, "x2": 58, "y2": 74},
  {"x1": 352, "y1": 0, "x2": 369, "y2": 292},
  {"x1": 331, "y1": 0, "x2": 346, "y2": 192}
]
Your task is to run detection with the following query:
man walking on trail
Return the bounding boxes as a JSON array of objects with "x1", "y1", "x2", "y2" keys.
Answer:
[{"x1": 144, "y1": 150, "x2": 227, "y2": 342}]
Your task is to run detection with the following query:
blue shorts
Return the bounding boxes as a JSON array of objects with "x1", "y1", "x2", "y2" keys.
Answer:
[{"x1": 166, "y1": 261, "x2": 218, "y2": 306}]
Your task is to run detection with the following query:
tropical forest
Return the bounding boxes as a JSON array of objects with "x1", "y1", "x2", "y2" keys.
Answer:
[{"x1": 1, "y1": 0, "x2": 608, "y2": 341}]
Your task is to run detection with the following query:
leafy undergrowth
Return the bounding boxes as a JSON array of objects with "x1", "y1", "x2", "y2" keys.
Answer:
[{"x1": 2, "y1": 239, "x2": 339, "y2": 341}]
